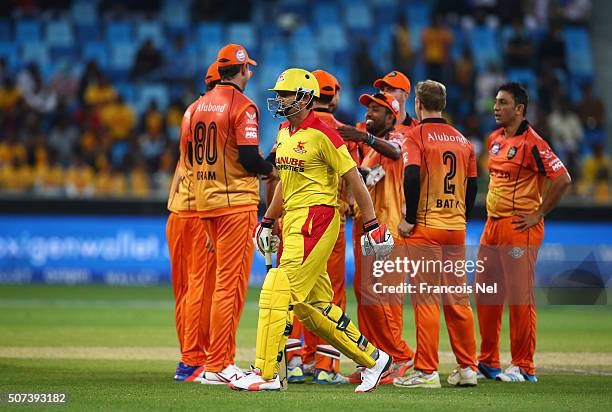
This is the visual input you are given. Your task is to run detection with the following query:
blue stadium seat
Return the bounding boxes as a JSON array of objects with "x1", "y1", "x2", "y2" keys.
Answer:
[
  {"x1": 291, "y1": 43, "x2": 319, "y2": 69},
  {"x1": 227, "y1": 23, "x2": 257, "y2": 50},
  {"x1": 344, "y1": 3, "x2": 372, "y2": 31},
  {"x1": 469, "y1": 26, "x2": 501, "y2": 72},
  {"x1": 0, "y1": 20, "x2": 10, "y2": 42},
  {"x1": 106, "y1": 22, "x2": 133, "y2": 44},
  {"x1": 137, "y1": 84, "x2": 169, "y2": 113},
  {"x1": 162, "y1": 0, "x2": 189, "y2": 34},
  {"x1": 109, "y1": 43, "x2": 136, "y2": 72},
  {"x1": 46, "y1": 20, "x2": 74, "y2": 49},
  {"x1": 21, "y1": 44, "x2": 49, "y2": 67},
  {"x1": 563, "y1": 27, "x2": 593, "y2": 77},
  {"x1": 82, "y1": 42, "x2": 109, "y2": 69},
  {"x1": 0, "y1": 41, "x2": 18, "y2": 70},
  {"x1": 262, "y1": 44, "x2": 289, "y2": 68},
  {"x1": 197, "y1": 22, "x2": 224, "y2": 48},
  {"x1": 317, "y1": 26, "x2": 347, "y2": 52},
  {"x1": 313, "y1": 3, "x2": 340, "y2": 28},
  {"x1": 77, "y1": 25, "x2": 101, "y2": 43},
  {"x1": 15, "y1": 20, "x2": 41, "y2": 44},
  {"x1": 72, "y1": 1, "x2": 98, "y2": 26},
  {"x1": 136, "y1": 21, "x2": 164, "y2": 47},
  {"x1": 115, "y1": 82, "x2": 137, "y2": 105},
  {"x1": 369, "y1": 25, "x2": 393, "y2": 72},
  {"x1": 507, "y1": 68, "x2": 538, "y2": 100}
]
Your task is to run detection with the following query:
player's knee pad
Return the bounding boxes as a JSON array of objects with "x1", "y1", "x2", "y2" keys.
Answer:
[
  {"x1": 255, "y1": 268, "x2": 292, "y2": 379},
  {"x1": 294, "y1": 303, "x2": 376, "y2": 368}
]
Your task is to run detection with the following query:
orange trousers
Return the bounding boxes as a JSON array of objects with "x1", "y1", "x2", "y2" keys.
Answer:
[
  {"x1": 404, "y1": 225, "x2": 477, "y2": 374},
  {"x1": 166, "y1": 213, "x2": 216, "y2": 366},
  {"x1": 353, "y1": 223, "x2": 414, "y2": 364},
  {"x1": 286, "y1": 223, "x2": 347, "y2": 372},
  {"x1": 476, "y1": 217, "x2": 543, "y2": 375},
  {"x1": 204, "y1": 210, "x2": 256, "y2": 372}
]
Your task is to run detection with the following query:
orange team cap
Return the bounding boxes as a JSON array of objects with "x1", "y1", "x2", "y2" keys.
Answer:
[
  {"x1": 205, "y1": 61, "x2": 220, "y2": 85},
  {"x1": 312, "y1": 69, "x2": 341, "y2": 96},
  {"x1": 216, "y1": 43, "x2": 257, "y2": 67},
  {"x1": 358, "y1": 92, "x2": 400, "y2": 118},
  {"x1": 373, "y1": 70, "x2": 411, "y2": 93}
]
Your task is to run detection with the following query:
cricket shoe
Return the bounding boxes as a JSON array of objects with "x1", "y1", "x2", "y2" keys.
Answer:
[
  {"x1": 348, "y1": 366, "x2": 365, "y2": 383},
  {"x1": 379, "y1": 359, "x2": 414, "y2": 385},
  {"x1": 355, "y1": 350, "x2": 391, "y2": 393},
  {"x1": 287, "y1": 365, "x2": 307, "y2": 384},
  {"x1": 174, "y1": 362, "x2": 204, "y2": 382},
  {"x1": 477, "y1": 362, "x2": 502, "y2": 380},
  {"x1": 496, "y1": 365, "x2": 538, "y2": 382},
  {"x1": 312, "y1": 369, "x2": 349, "y2": 385},
  {"x1": 201, "y1": 364, "x2": 246, "y2": 385},
  {"x1": 229, "y1": 368, "x2": 281, "y2": 391},
  {"x1": 393, "y1": 370, "x2": 441, "y2": 389},
  {"x1": 447, "y1": 366, "x2": 478, "y2": 387}
]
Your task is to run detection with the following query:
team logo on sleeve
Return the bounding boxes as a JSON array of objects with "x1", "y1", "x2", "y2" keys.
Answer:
[
  {"x1": 294, "y1": 141, "x2": 307, "y2": 154},
  {"x1": 507, "y1": 146, "x2": 517, "y2": 160},
  {"x1": 491, "y1": 142, "x2": 502, "y2": 156}
]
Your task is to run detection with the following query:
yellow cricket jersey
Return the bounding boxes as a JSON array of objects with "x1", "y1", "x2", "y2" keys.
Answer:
[{"x1": 275, "y1": 111, "x2": 356, "y2": 211}]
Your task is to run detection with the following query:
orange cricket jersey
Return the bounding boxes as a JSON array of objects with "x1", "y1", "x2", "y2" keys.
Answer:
[
  {"x1": 189, "y1": 83, "x2": 260, "y2": 217},
  {"x1": 361, "y1": 130, "x2": 406, "y2": 238},
  {"x1": 486, "y1": 120, "x2": 567, "y2": 218},
  {"x1": 403, "y1": 118, "x2": 477, "y2": 230},
  {"x1": 167, "y1": 101, "x2": 198, "y2": 215}
]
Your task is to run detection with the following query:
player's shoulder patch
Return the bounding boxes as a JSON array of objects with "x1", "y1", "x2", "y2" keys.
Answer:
[{"x1": 308, "y1": 117, "x2": 344, "y2": 149}]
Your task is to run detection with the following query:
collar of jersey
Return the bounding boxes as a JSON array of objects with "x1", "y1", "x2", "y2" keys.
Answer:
[
  {"x1": 287, "y1": 111, "x2": 318, "y2": 136},
  {"x1": 402, "y1": 115, "x2": 416, "y2": 126},
  {"x1": 506, "y1": 119, "x2": 530, "y2": 137},
  {"x1": 420, "y1": 117, "x2": 447, "y2": 124},
  {"x1": 218, "y1": 82, "x2": 243, "y2": 93}
]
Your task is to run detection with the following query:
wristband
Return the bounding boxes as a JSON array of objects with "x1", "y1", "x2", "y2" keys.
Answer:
[
  {"x1": 363, "y1": 218, "x2": 379, "y2": 232},
  {"x1": 261, "y1": 217, "x2": 275, "y2": 228},
  {"x1": 366, "y1": 133, "x2": 376, "y2": 146}
]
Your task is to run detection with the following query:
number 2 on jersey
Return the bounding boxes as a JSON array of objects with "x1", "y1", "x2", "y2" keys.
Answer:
[
  {"x1": 194, "y1": 121, "x2": 218, "y2": 166},
  {"x1": 443, "y1": 151, "x2": 456, "y2": 194}
]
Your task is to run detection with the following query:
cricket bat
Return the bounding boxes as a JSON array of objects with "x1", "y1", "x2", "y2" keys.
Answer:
[{"x1": 265, "y1": 250, "x2": 288, "y2": 390}]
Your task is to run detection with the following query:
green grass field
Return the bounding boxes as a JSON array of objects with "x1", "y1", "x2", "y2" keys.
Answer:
[{"x1": 1, "y1": 285, "x2": 611, "y2": 411}]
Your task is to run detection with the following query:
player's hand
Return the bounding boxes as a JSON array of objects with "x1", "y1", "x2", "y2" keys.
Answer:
[
  {"x1": 252, "y1": 217, "x2": 280, "y2": 256},
  {"x1": 398, "y1": 219, "x2": 414, "y2": 237},
  {"x1": 337, "y1": 125, "x2": 368, "y2": 142},
  {"x1": 260, "y1": 167, "x2": 278, "y2": 181},
  {"x1": 361, "y1": 218, "x2": 394, "y2": 259},
  {"x1": 511, "y1": 211, "x2": 543, "y2": 232}
]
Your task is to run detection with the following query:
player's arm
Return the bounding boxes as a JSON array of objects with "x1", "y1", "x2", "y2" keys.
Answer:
[
  {"x1": 337, "y1": 125, "x2": 401, "y2": 160},
  {"x1": 398, "y1": 131, "x2": 422, "y2": 236},
  {"x1": 512, "y1": 141, "x2": 572, "y2": 232},
  {"x1": 342, "y1": 167, "x2": 375, "y2": 222},
  {"x1": 465, "y1": 145, "x2": 478, "y2": 221},
  {"x1": 264, "y1": 179, "x2": 283, "y2": 220},
  {"x1": 264, "y1": 149, "x2": 280, "y2": 207},
  {"x1": 235, "y1": 105, "x2": 275, "y2": 177}
]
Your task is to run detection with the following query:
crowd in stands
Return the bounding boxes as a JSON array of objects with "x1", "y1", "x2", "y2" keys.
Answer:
[{"x1": 0, "y1": 0, "x2": 609, "y2": 202}]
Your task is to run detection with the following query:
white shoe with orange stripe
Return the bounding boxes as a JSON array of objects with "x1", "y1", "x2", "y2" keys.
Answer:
[
  {"x1": 201, "y1": 364, "x2": 245, "y2": 385},
  {"x1": 229, "y1": 368, "x2": 281, "y2": 391}
]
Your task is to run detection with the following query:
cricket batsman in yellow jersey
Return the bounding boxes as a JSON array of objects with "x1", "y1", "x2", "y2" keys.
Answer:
[{"x1": 230, "y1": 69, "x2": 394, "y2": 392}]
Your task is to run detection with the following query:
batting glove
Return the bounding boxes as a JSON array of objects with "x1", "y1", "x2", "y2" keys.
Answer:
[
  {"x1": 361, "y1": 218, "x2": 394, "y2": 259},
  {"x1": 252, "y1": 217, "x2": 280, "y2": 256}
]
